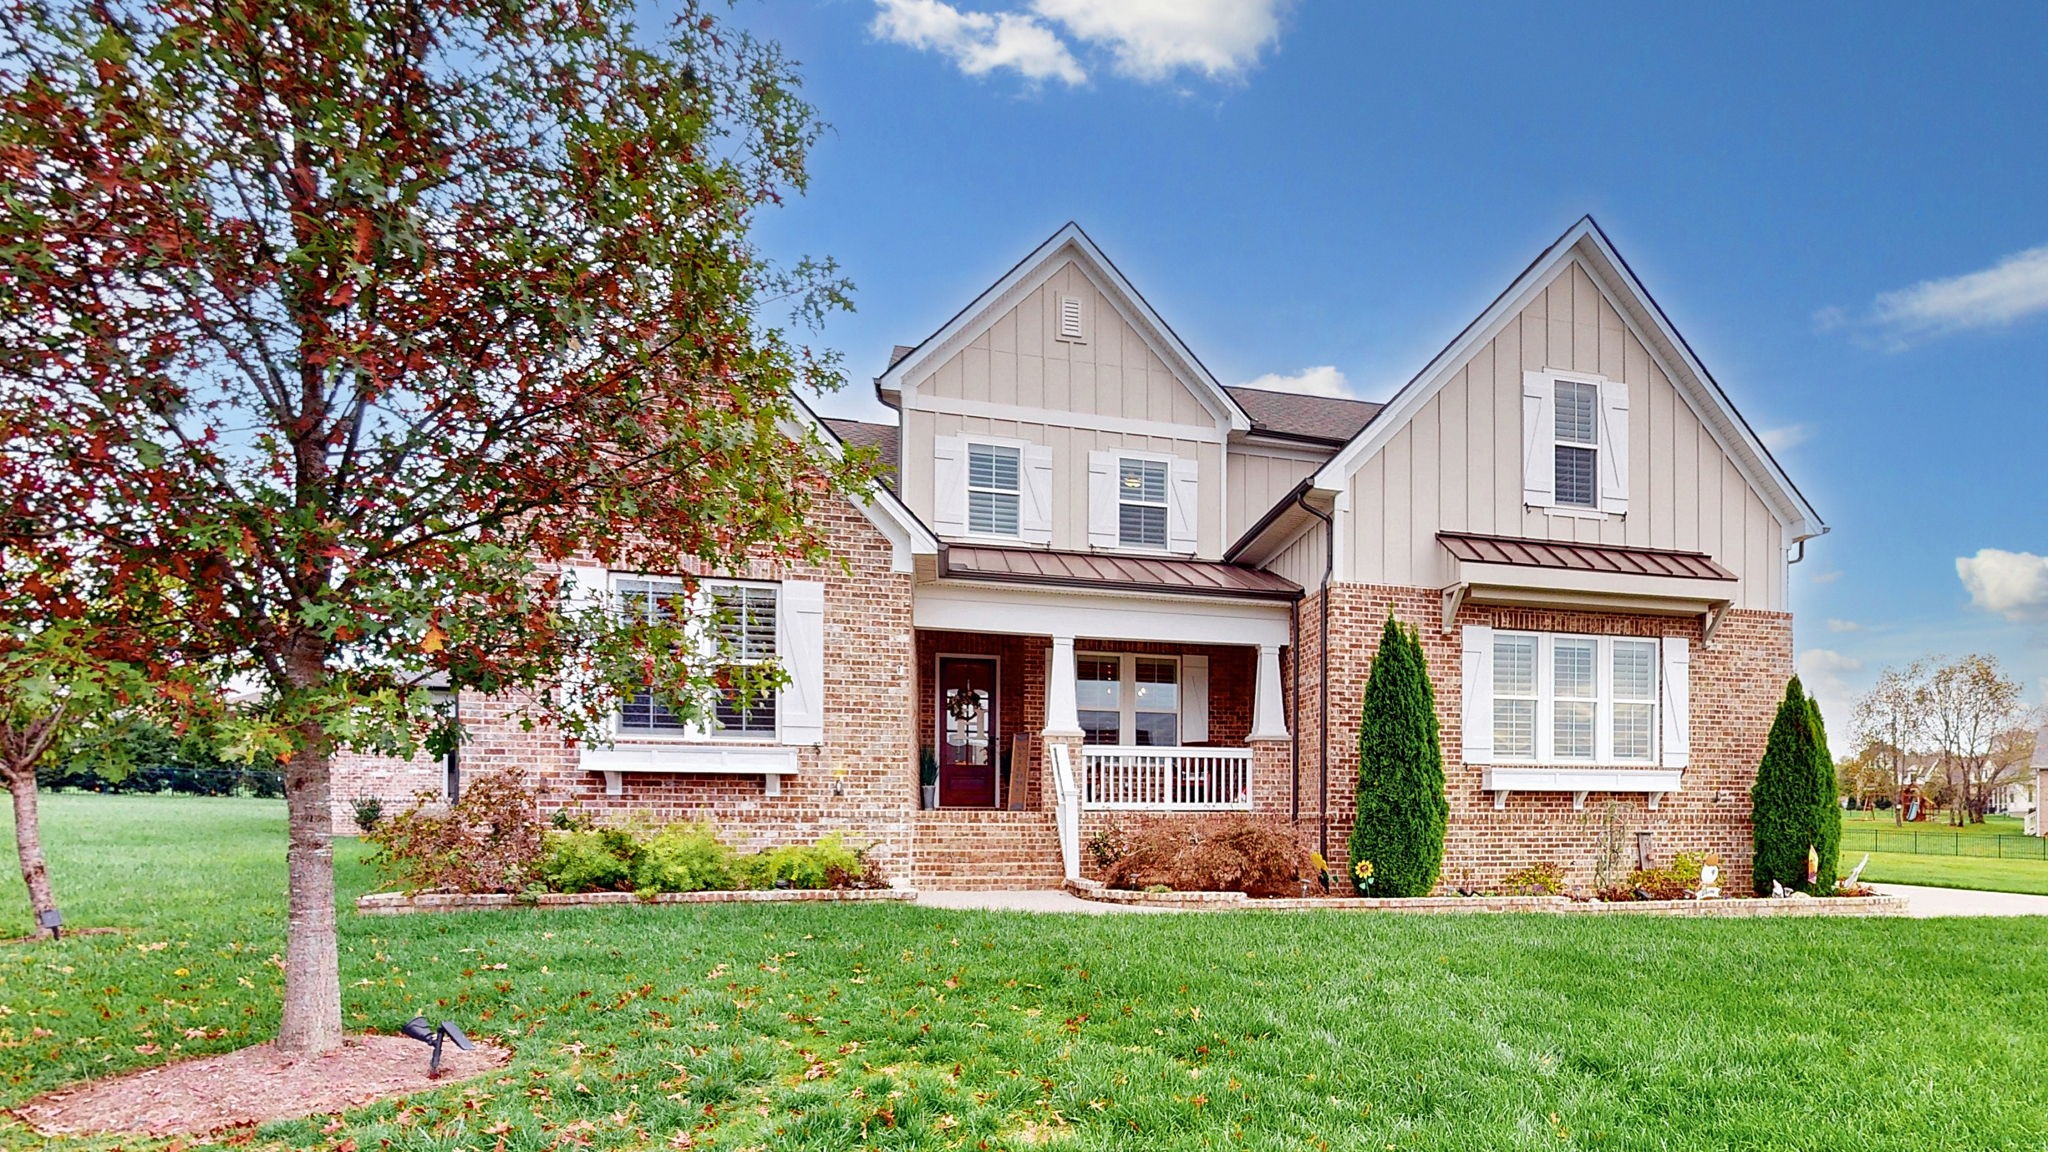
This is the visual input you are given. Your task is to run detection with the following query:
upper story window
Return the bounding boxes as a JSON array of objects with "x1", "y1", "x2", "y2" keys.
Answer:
[
  {"x1": 1522, "y1": 370, "x2": 1628, "y2": 516},
  {"x1": 1491, "y1": 631, "x2": 1657, "y2": 764},
  {"x1": 1117, "y1": 457, "x2": 1169, "y2": 548},
  {"x1": 967, "y1": 442, "x2": 1022, "y2": 537},
  {"x1": 615, "y1": 578, "x2": 778, "y2": 739}
]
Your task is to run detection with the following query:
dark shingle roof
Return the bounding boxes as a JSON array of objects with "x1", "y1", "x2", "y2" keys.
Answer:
[
  {"x1": 821, "y1": 417, "x2": 899, "y2": 493},
  {"x1": 1225, "y1": 386, "x2": 1383, "y2": 445}
]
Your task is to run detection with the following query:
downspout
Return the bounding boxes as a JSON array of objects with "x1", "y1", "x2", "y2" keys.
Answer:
[
  {"x1": 1289, "y1": 595, "x2": 1301, "y2": 823},
  {"x1": 1295, "y1": 490, "x2": 1336, "y2": 862}
]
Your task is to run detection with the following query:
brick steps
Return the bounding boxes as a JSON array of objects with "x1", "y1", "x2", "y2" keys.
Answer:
[{"x1": 910, "y1": 809, "x2": 1064, "y2": 890}]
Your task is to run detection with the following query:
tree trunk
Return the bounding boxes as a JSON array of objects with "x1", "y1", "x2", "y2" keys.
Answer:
[
  {"x1": 276, "y1": 735, "x2": 344, "y2": 1055},
  {"x1": 7, "y1": 767, "x2": 58, "y2": 930}
]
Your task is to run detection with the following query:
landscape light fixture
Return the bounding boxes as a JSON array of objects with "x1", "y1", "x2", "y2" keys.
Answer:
[
  {"x1": 400, "y1": 1015, "x2": 474, "y2": 1077},
  {"x1": 36, "y1": 908, "x2": 62, "y2": 941}
]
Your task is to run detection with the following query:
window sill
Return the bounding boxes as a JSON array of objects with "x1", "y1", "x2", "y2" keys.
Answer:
[
  {"x1": 1479, "y1": 764, "x2": 1681, "y2": 811},
  {"x1": 1533, "y1": 506, "x2": 1617, "y2": 522},
  {"x1": 582, "y1": 743, "x2": 798, "y2": 797}
]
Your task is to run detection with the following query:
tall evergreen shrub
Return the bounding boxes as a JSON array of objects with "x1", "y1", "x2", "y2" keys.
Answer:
[
  {"x1": 1349, "y1": 615, "x2": 1447, "y2": 897},
  {"x1": 1751, "y1": 676, "x2": 1837, "y2": 894}
]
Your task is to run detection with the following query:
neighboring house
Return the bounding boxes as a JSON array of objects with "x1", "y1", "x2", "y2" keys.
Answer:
[
  {"x1": 334, "y1": 217, "x2": 1824, "y2": 893},
  {"x1": 2030, "y1": 725, "x2": 2048, "y2": 836}
]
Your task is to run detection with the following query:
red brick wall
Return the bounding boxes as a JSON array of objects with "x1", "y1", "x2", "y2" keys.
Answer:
[{"x1": 1295, "y1": 583, "x2": 1791, "y2": 893}]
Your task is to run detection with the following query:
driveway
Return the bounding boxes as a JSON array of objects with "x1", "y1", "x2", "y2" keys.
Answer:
[{"x1": 1870, "y1": 883, "x2": 2048, "y2": 917}]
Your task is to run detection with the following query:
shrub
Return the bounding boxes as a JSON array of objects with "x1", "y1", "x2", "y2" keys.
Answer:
[
  {"x1": 350, "y1": 795, "x2": 384, "y2": 833},
  {"x1": 737, "y1": 832, "x2": 864, "y2": 890},
  {"x1": 538, "y1": 828, "x2": 641, "y2": 893},
  {"x1": 1752, "y1": 677, "x2": 1836, "y2": 894},
  {"x1": 1349, "y1": 615, "x2": 1448, "y2": 897},
  {"x1": 1086, "y1": 819, "x2": 1132, "y2": 872},
  {"x1": 1103, "y1": 814, "x2": 1313, "y2": 897},
  {"x1": 1499, "y1": 862, "x2": 1565, "y2": 896},
  {"x1": 1598, "y1": 852, "x2": 1707, "y2": 901},
  {"x1": 632, "y1": 821, "x2": 738, "y2": 893},
  {"x1": 366, "y1": 769, "x2": 547, "y2": 893}
]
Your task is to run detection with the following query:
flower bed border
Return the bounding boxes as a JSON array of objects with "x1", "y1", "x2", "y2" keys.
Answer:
[
  {"x1": 1065, "y1": 880, "x2": 1905, "y2": 917},
  {"x1": 356, "y1": 887, "x2": 914, "y2": 916}
]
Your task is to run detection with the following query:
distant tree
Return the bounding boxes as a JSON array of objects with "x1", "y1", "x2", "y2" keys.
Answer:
[
  {"x1": 1854, "y1": 666, "x2": 1929, "y2": 825},
  {"x1": 1349, "y1": 616, "x2": 1446, "y2": 898},
  {"x1": 0, "y1": 0, "x2": 865, "y2": 1052},
  {"x1": 1915, "y1": 656, "x2": 2027, "y2": 825},
  {"x1": 1752, "y1": 677, "x2": 1831, "y2": 894}
]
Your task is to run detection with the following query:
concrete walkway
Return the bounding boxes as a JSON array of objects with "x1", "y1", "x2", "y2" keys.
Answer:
[
  {"x1": 914, "y1": 889, "x2": 1171, "y2": 914},
  {"x1": 1870, "y1": 883, "x2": 2048, "y2": 918}
]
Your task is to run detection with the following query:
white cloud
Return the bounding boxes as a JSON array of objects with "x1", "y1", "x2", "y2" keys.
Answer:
[
  {"x1": 1824, "y1": 243, "x2": 2048, "y2": 348},
  {"x1": 1030, "y1": 0, "x2": 1288, "y2": 82},
  {"x1": 1807, "y1": 569, "x2": 1843, "y2": 585},
  {"x1": 1237, "y1": 365, "x2": 1350, "y2": 398},
  {"x1": 870, "y1": 0, "x2": 1290, "y2": 87},
  {"x1": 1957, "y1": 549, "x2": 2048, "y2": 622},
  {"x1": 1760, "y1": 423, "x2": 1811, "y2": 452},
  {"x1": 1826, "y1": 619, "x2": 1866, "y2": 633},
  {"x1": 1798, "y1": 648, "x2": 1864, "y2": 737},
  {"x1": 870, "y1": 0, "x2": 1086, "y2": 86}
]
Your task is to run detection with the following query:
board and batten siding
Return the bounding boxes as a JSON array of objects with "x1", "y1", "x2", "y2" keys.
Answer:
[
  {"x1": 1265, "y1": 521, "x2": 1330, "y2": 591},
  {"x1": 897, "y1": 259, "x2": 1233, "y2": 559},
  {"x1": 1225, "y1": 446, "x2": 1325, "y2": 544},
  {"x1": 1340, "y1": 260, "x2": 1786, "y2": 612}
]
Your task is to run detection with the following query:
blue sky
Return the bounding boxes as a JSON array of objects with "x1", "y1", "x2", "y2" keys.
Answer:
[{"x1": 730, "y1": 1, "x2": 2048, "y2": 731}]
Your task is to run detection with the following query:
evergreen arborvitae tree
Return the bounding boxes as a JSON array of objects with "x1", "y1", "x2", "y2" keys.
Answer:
[
  {"x1": 1808, "y1": 694, "x2": 1842, "y2": 891},
  {"x1": 1751, "y1": 676, "x2": 1834, "y2": 894},
  {"x1": 1349, "y1": 615, "x2": 1448, "y2": 897}
]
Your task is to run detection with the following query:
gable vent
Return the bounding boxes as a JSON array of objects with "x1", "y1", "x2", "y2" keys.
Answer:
[{"x1": 1057, "y1": 293, "x2": 1086, "y2": 343}]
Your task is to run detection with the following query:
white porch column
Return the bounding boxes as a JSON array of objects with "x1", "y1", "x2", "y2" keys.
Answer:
[
  {"x1": 1044, "y1": 635, "x2": 1083, "y2": 737},
  {"x1": 1250, "y1": 642, "x2": 1289, "y2": 740}
]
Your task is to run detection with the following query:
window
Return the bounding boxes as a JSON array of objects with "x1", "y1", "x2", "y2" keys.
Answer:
[
  {"x1": 967, "y1": 442, "x2": 1021, "y2": 536},
  {"x1": 616, "y1": 578, "x2": 778, "y2": 738},
  {"x1": 1077, "y1": 652, "x2": 1180, "y2": 746},
  {"x1": 1554, "y1": 379, "x2": 1599, "y2": 508},
  {"x1": 1117, "y1": 457, "x2": 1168, "y2": 549},
  {"x1": 1491, "y1": 631, "x2": 1656, "y2": 764}
]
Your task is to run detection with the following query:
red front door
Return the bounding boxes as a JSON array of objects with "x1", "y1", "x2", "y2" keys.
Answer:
[{"x1": 937, "y1": 656, "x2": 999, "y2": 808}]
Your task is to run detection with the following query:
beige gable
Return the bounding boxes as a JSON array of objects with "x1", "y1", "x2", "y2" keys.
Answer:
[{"x1": 1341, "y1": 260, "x2": 1787, "y2": 611}]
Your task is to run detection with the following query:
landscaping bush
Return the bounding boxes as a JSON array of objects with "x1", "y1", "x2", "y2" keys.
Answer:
[
  {"x1": 1499, "y1": 862, "x2": 1566, "y2": 896},
  {"x1": 1103, "y1": 814, "x2": 1314, "y2": 897},
  {"x1": 737, "y1": 832, "x2": 865, "y2": 890},
  {"x1": 631, "y1": 821, "x2": 738, "y2": 893},
  {"x1": 350, "y1": 795, "x2": 384, "y2": 833},
  {"x1": 1598, "y1": 852, "x2": 1707, "y2": 901},
  {"x1": 1086, "y1": 819, "x2": 1132, "y2": 872},
  {"x1": 538, "y1": 828, "x2": 641, "y2": 893},
  {"x1": 1349, "y1": 615, "x2": 1448, "y2": 897},
  {"x1": 366, "y1": 769, "x2": 547, "y2": 893},
  {"x1": 1752, "y1": 677, "x2": 1837, "y2": 894}
]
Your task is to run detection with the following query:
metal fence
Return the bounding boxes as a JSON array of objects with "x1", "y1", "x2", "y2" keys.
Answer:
[{"x1": 1842, "y1": 827, "x2": 2048, "y2": 860}]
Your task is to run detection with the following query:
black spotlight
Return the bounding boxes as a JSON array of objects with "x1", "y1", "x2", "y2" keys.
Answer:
[
  {"x1": 401, "y1": 1015, "x2": 474, "y2": 1077},
  {"x1": 36, "y1": 908, "x2": 62, "y2": 941}
]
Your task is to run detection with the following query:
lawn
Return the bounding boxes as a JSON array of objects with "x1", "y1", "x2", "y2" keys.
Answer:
[
  {"x1": 6, "y1": 795, "x2": 2048, "y2": 1151},
  {"x1": 1839, "y1": 811, "x2": 2048, "y2": 894}
]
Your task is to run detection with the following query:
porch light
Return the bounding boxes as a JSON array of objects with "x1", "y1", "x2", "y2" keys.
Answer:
[{"x1": 400, "y1": 1015, "x2": 474, "y2": 1078}]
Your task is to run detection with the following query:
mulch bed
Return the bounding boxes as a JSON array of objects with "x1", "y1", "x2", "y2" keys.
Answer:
[{"x1": 11, "y1": 1035, "x2": 512, "y2": 1137}]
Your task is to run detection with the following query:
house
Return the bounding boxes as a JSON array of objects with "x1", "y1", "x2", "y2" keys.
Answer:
[
  {"x1": 333, "y1": 217, "x2": 1824, "y2": 893},
  {"x1": 2029, "y1": 724, "x2": 2048, "y2": 836}
]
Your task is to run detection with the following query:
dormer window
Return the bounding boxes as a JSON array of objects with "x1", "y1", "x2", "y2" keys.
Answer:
[
  {"x1": 1117, "y1": 457, "x2": 1169, "y2": 548},
  {"x1": 967, "y1": 442, "x2": 1021, "y2": 537}
]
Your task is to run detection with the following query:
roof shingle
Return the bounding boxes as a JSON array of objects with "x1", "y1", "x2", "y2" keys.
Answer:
[
  {"x1": 1225, "y1": 386, "x2": 1382, "y2": 444},
  {"x1": 821, "y1": 417, "x2": 899, "y2": 493}
]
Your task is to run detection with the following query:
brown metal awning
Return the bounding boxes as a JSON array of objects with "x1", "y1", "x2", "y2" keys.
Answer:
[
  {"x1": 941, "y1": 544, "x2": 1301, "y2": 601},
  {"x1": 1438, "y1": 532, "x2": 1736, "y2": 581}
]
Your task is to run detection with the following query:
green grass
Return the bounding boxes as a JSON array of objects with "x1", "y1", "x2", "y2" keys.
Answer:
[
  {"x1": 1838, "y1": 811, "x2": 2048, "y2": 894},
  {"x1": 1855, "y1": 852, "x2": 2048, "y2": 896},
  {"x1": 7, "y1": 794, "x2": 2048, "y2": 1150}
]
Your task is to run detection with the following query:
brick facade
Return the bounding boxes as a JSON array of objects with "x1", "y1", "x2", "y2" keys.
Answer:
[{"x1": 1293, "y1": 583, "x2": 1791, "y2": 895}]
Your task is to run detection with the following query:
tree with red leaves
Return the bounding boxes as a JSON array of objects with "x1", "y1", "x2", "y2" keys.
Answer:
[{"x1": 0, "y1": 0, "x2": 868, "y2": 1053}]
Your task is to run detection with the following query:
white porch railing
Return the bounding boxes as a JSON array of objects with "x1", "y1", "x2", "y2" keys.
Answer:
[{"x1": 1080, "y1": 746, "x2": 1254, "y2": 811}]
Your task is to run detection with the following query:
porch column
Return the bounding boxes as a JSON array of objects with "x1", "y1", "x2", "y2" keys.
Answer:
[
  {"x1": 1043, "y1": 635, "x2": 1083, "y2": 737},
  {"x1": 1250, "y1": 642, "x2": 1289, "y2": 740}
]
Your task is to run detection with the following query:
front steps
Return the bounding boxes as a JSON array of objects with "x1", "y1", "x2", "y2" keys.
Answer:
[{"x1": 910, "y1": 808, "x2": 1064, "y2": 890}]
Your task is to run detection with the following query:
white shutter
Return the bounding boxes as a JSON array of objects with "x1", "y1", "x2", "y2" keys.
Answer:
[
  {"x1": 1087, "y1": 451, "x2": 1118, "y2": 549},
  {"x1": 1167, "y1": 457, "x2": 1199, "y2": 554},
  {"x1": 1461, "y1": 625, "x2": 1494, "y2": 765},
  {"x1": 1660, "y1": 635, "x2": 1690, "y2": 769},
  {"x1": 777, "y1": 580, "x2": 826, "y2": 746},
  {"x1": 1521, "y1": 372, "x2": 1556, "y2": 509},
  {"x1": 560, "y1": 566, "x2": 610, "y2": 744},
  {"x1": 1180, "y1": 654, "x2": 1209, "y2": 743},
  {"x1": 1020, "y1": 444, "x2": 1054, "y2": 545},
  {"x1": 932, "y1": 436, "x2": 967, "y2": 537},
  {"x1": 1597, "y1": 379, "x2": 1630, "y2": 515}
]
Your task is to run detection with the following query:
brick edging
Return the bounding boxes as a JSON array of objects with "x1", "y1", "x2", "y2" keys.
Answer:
[
  {"x1": 355, "y1": 888, "x2": 916, "y2": 915},
  {"x1": 1064, "y1": 880, "x2": 1905, "y2": 917}
]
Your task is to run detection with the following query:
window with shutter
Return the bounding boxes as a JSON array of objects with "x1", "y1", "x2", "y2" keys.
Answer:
[
  {"x1": 1492, "y1": 630, "x2": 1659, "y2": 765},
  {"x1": 1553, "y1": 380, "x2": 1600, "y2": 508},
  {"x1": 1116, "y1": 457, "x2": 1169, "y2": 548},
  {"x1": 1524, "y1": 370, "x2": 1629, "y2": 515},
  {"x1": 615, "y1": 578, "x2": 779, "y2": 739},
  {"x1": 966, "y1": 442, "x2": 1022, "y2": 536}
]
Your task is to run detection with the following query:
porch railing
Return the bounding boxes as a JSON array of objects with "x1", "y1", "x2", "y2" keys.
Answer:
[{"x1": 1080, "y1": 746, "x2": 1254, "y2": 811}]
